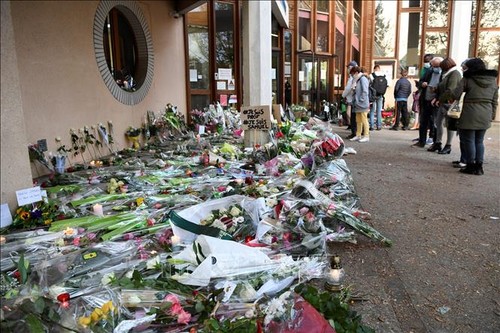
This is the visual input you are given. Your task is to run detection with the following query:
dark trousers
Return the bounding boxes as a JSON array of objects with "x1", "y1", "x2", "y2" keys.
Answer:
[
  {"x1": 418, "y1": 100, "x2": 436, "y2": 144},
  {"x1": 459, "y1": 129, "x2": 486, "y2": 164},
  {"x1": 350, "y1": 109, "x2": 357, "y2": 135},
  {"x1": 395, "y1": 101, "x2": 409, "y2": 128}
]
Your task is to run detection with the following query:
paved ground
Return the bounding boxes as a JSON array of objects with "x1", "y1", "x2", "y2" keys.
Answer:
[{"x1": 330, "y1": 122, "x2": 500, "y2": 333}]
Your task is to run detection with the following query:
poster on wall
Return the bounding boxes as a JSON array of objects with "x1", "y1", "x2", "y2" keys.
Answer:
[
  {"x1": 228, "y1": 79, "x2": 235, "y2": 90},
  {"x1": 217, "y1": 81, "x2": 227, "y2": 90},
  {"x1": 240, "y1": 105, "x2": 271, "y2": 130}
]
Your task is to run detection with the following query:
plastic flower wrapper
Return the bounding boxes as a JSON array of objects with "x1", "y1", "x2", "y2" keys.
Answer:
[
  {"x1": 72, "y1": 286, "x2": 122, "y2": 333},
  {"x1": 292, "y1": 179, "x2": 392, "y2": 247},
  {"x1": 34, "y1": 240, "x2": 138, "y2": 290},
  {"x1": 309, "y1": 159, "x2": 361, "y2": 211},
  {"x1": 260, "y1": 290, "x2": 336, "y2": 333},
  {"x1": 171, "y1": 235, "x2": 279, "y2": 286},
  {"x1": 170, "y1": 195, "x2": 262, "y2": 244}
]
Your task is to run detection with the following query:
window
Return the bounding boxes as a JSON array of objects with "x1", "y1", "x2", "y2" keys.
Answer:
[
  {"x1": 373, "y1": 0, "x2": 397, "y2": 58},
  {"x1": 398, "y1": 12, "x2": 422, "y2": 73}
]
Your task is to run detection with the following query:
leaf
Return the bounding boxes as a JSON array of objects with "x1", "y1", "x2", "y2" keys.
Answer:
[
  {"x1": 25, "y1": 314, "x2": 46, "y2": 333},
  {"x1": 18, "y1": 253, "x2": 28, "y2": 284},
  {"x1": 33, "y1": 297, "x2": 45, "y2": 314}
]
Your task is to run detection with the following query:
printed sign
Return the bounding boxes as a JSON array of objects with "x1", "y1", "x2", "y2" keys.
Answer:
[
  {"x1": 16, "y1": 186, "x2": 42, "y2": 206},
  {"x1": 240, "y1": 105, "x2": 271, "y2": 130}
]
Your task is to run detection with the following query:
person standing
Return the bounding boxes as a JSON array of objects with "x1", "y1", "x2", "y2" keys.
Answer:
[
  {"x1": 369, "y1": 64, "x2": 388, "y2": 131},
  {"x1": 413, "y1": 56, "x2": 442, "y2": 148},
  {"x1": 432, "y1": 57, "x2": 462, "y2": 155},
  {"x1": 452, "y1": 58, "x2": 498, "y2": 175},
  {"x1": 391, "y1": 69, "x2": 412, "y2": 130},
  {"x1": 349, "y1": 66, "x2": 371, "y2": 143},
  {"x1": 344, "y1": 60, "x2": 358, "y2": 139}
]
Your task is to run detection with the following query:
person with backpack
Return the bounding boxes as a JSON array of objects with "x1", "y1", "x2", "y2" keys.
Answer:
[
  {"x1": 369, "y1": 65, "x2": 389, "y2": 130},
  {"x1": 391, "y1": 69, "x2": 412, "y2": 130}
]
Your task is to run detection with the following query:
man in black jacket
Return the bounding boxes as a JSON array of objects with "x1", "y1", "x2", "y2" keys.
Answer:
[{"x1": 392, "y1": 69, "x2": 412, "y2": 130}]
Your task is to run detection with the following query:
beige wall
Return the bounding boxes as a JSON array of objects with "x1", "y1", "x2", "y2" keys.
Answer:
[
  {"x1": 1, "y1": 1, "x2": 35, "y2": 213},
  {"x1": 9, "y1": 0, "x2": 186, "y2": 168}
]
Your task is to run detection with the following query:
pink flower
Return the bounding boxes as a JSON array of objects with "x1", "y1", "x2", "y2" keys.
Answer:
[
  {"x1": 164, "y1": 294, "x2": 180, "y2": 305},
  {"x1": 170, "y1": 302, "x2": 183, "y2": 315},
  {"x1": 305, "y1": 212, "x2": 315, "y2": 223},
  {"x1": 299, "y1": 207, "x2": 309, "y2": 215},
  {"x1": 123, "y1": 233, "x2": 134, "y2": 240},
  {"x1": 177, "y1": 309, "x2": 191, "y2": 324},
  {"x1": 147, "y1": 218, "x2": 155, "y2": 227},
  {"x1": 72, "y1": 237, "x2": 80, "y2": 246},
  {"x1": 87, "y1": 233, "x2": 96, "y2": 240}
]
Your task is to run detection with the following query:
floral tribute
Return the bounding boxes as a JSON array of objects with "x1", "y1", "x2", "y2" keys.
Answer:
[{"x1": 0, "y1": 114, "x2": 390, "y2": 332}]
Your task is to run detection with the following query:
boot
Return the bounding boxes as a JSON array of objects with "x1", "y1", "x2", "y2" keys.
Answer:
[
  {"x1": 459, "y1": 163, "x2": 476, "y2": 174},
  {"x1": 474, "y1": 162, "x2": 484, "y2": 175},
  {"x1": 427, "y1": 143, "x2": 442, "y2": 152},
  {"x1": 438, "y1": 145, "x2": 451, "y2": 154}
]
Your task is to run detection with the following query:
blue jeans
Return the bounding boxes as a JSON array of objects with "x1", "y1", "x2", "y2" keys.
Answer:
[
  {"x1": 369, "y1": 96, "x2": 383, "y2": 128},
  {"x1": 459, "y1": 129, "x2": 486, "y2": 164}
]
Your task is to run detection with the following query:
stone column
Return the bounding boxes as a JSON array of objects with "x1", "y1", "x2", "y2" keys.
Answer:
[
  {"x1": 1, "y1": 0, "x2": 34, "y2": 214},
  {"x1": 241, "y1": 0, "x2": 272, "y2": 147},
  {"x1": 449, "y1": 0, "x2": 472, "y2": 64}
]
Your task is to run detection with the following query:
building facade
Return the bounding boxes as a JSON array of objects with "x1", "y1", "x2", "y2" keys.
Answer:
[{"x1": 1, "y1": 0, "x2": 499, "y2": 211}]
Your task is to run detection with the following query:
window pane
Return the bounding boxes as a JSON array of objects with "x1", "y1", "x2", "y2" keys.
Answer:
[
  {"x1": 215, "y1": 3, "x2": 234, "y2": 69},
  {"x1": 335, "y1": 0, "x2": 346, "y2": 87},
  {"x1": 284, "y1": 30, "x2": 292, "y2": 63},
  {"x1": 478, "y1": 31, "x2": 500, "y2": 70},
  {"x1": 401, "y1": 0, "x2": 422, "y2": 8},
  {"x1": 191, "y1": 95, "x2": 210, "y2": 112},
  {"x1": 187, "y1": 4, "x2": 210, "y2": 90},
  {"x1": 425, "y1": 32, "x2": 448, "y2": 57},
  {"x1": 374, "y1": 0, "x2": 397, "y2": 58},
  {"x1": 272, "y1": 16, "x2": 279, "y2": 49},
  {"x1": 299, "y1": 1, "x2": 312, "y2": 10},
  {"x1": 317, "y1": 14, "x2": 329, "y2": 52},
  {"x1": 352, "y1": 1, "x2": 361, "y2": 51},
  {"x1": 398, "y1": 12, "x2": 422, "y2": 73},
  {"x1": 317, "y1": 0, "x2": 329, "y2": 13},
  {"x1": 299, "y1": 11, "x2": 312, "y2": 50},
  {"x1": 427, "y1": 0, "x2": 448, "y2": 28},
  {"x1": 469, "y1": 31, "x2": 475, "y2": 58},
  {"x1": 471, "y1": 0, "x2": 477, "y2": 27},
  {"x1": 480, "y1": 0, "x2": 500, "y2": 28}
]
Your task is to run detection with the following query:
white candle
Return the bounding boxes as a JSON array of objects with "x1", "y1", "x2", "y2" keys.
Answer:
[{"x1": 93, "y1": 203, "x2": 104, "y2": 217}]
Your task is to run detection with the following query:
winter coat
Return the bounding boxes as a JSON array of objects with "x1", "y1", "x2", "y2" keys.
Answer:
[
  {"x1": 437, "y1": 67, "x2": 462, "y2": 103},
  {"x1": 352, "y1": 74, "x2": 370, "y2": 111},
  {"x1": 342, "y1": 75, "x2": 355, "y2": 104},
  {"x1": 394, "y1": 77, "x2": 412, "y2": 100},
  {"x1": 452, "y1": 68, "x2": 498, "y2": 130}
]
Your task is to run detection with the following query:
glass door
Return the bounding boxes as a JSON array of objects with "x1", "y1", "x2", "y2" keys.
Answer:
[{"x1": 298, "y1": 55, "x2": 331, "y2": 115}]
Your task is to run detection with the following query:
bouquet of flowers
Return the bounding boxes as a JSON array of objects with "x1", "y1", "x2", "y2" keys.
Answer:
[
  {"x1": 199, "y1": 204, "x2": 253, "y2": 240},
  {"x1": 190, "y1": 108, "x2": 206, "y2": 125}
]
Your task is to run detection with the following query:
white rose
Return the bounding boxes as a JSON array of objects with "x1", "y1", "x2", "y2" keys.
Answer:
[
  {"x1": 101, "y1": 272, "x2": 115, "y2": 285},
  {"x1": 127, "y1": 294, "x2": 142, "y2": 305},
  {"x1": 211, "y1": 219, "x2": 227, "y2": 231},
  {"x1": 219, "y1": 208, "x2": 228, "y2": 214},
  {"x1": 146, "y1": 255, "x2": 161, "y2": 270}
]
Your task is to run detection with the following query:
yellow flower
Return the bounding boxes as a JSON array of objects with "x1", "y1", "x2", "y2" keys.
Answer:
[
  {"x1": 20, "y1": 211, "x2": 31, "y2": 221},
  {"x1": 91, "y1": 308, "x2": 103, "y2": 322},
  {"x1": 136, "y1": 197, "x2": 144, "y2": 206},
  {"x1": 16, "y1": 208, "x2": 23, "y2": 214},
  {"x1": 101, "y1": 301, "x2": 115, "y2": 315},
  {"x1": 44, "y1": 219, "x2": 52, "y2": 225},
  {"x1": 78, "y1": 316, "x2": 91, "y2": 327}
]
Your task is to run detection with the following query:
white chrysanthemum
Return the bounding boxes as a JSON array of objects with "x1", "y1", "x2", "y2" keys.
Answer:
[
  {"x1": 230, "y1": 206, "x2": 241, "y2": 217},
  {"x1": 101, "y1": 272, "x2": 115, "y2": 285},
  {"x1": 265, "y1": 197, "x2": 277, "y2": 207},
  {"x1": 125, "y1": 270, "x2": 134, "y2": 279},
  {"x1": 127, "y1": 294, "x2": 142, "y2": 305}
]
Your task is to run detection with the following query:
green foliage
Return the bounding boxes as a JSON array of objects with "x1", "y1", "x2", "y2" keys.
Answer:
[
  {"x1": 202, "y1": 317, "x2": 260, "y2": 333},
  {"x1": 295, "y1": 283, "x2": 375, "y2": 333}
]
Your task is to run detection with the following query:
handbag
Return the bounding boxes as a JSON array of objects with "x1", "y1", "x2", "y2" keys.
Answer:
[{"x1": 447, "y1": 100, "x2": 461, "y2": 119}]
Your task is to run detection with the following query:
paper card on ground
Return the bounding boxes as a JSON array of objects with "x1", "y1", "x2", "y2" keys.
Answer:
[{"x1": 16, "y1": 186, "x2": 42, "y2": 206}]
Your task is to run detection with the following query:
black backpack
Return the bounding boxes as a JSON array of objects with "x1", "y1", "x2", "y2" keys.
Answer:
[
  {"x1": 368, "y1": 85, "x2": 377, "y2": 102},
  {"x1": 371, "y1": 73, "x2": 388, "y2": 96}
]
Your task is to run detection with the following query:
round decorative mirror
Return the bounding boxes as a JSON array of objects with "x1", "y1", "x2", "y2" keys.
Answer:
[{"x1": 93, "y1": 1, "x2": 154, "y2": 105}]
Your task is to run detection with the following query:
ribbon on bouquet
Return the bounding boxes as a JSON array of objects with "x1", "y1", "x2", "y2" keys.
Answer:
[{"x1": 168, "y1": 210, "x2": 233, "y2": 241}]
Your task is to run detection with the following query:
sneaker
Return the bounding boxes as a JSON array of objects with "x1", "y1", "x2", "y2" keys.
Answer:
[
  {"x1": 453, "y1": 162, "x2": 467, "y2": 168},
  {"x1": 359, "y1": 137, "x2": 370, "y2": 143},
  {"x1": 402, "y1": 127, "x2": 408, "y2": 131},
  {"x1": 426, "y1": 138, "x2": 434, "y2": 145},
  {"x1": 350, "y1": 136, "x2": 361, "y2": 141},
  {"x1": 369, "y1": 127, "x2": 374, "y2": 131}
]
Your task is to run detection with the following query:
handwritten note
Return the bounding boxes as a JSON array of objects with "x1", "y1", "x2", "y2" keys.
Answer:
[
  {"x1": 240, "y1": 105, "x2": 271, "y2": 130},
  {"x1": 16, "y1": 186, "x2": 42, "y2": 206}
]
